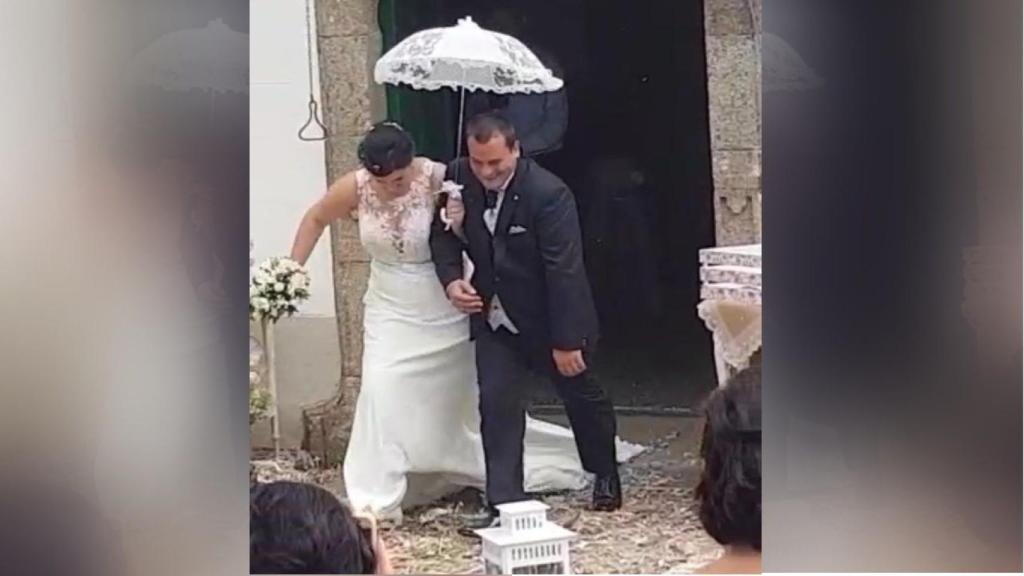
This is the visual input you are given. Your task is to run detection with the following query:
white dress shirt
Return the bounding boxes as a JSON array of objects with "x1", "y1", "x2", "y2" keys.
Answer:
[{"x1": 484, "y1": 171, "x2": 519, "y2": 334}]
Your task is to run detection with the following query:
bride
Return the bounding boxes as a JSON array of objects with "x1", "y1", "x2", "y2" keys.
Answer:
[{"x1": 289, "y1": 122, "x2": 641, "y2": 522}]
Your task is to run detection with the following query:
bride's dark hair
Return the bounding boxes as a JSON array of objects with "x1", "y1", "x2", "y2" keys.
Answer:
[{"x1": 358, "y1": 122, "x2": 415, "y2": 177}]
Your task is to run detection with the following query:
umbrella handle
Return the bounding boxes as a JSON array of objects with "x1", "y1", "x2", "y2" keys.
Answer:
[
  {"x1": 454, "y1": 86, "x2": 466, "y2": 179},
  {"x1": 298, "y1": 97, "x2": 328, "y2": 142}
]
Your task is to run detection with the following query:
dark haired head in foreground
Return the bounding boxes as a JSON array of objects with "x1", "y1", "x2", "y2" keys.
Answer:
[
  {"x1": 250, "y1": 481, "x2": 388, "y2": 574},
  {"x1": 695, "y1": 366, "x2": 762, "y2": 573}
]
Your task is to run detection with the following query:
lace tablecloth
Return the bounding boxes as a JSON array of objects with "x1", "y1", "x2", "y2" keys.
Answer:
[{"x1": 697, "y1": 245, "x2": 762, "y2": 385}]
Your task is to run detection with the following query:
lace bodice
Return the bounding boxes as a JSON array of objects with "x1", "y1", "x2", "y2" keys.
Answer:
[{"x1": 356, "y1": 159, "x2": 443, "y2": 264}]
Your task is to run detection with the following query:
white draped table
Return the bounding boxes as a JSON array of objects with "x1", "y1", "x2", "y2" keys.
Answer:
[{"x1": 697, "y1": 244, "x2": 762, "y2": 386}]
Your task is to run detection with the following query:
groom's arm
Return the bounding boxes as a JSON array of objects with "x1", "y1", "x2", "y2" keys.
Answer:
[
  {"x1": 430, "y1": 209, "x2": 463, "y2": 289},
  {"x1": 535, "y1": 184, "x2": 594, "y2": 351},
  {"x1": 430, "y1": 161, "x2": 464, "y2": 290}
]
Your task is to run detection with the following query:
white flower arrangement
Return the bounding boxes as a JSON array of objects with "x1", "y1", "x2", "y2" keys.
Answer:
[{"x1": 249, "y1": 256, "x2": 311, "y2": 323}]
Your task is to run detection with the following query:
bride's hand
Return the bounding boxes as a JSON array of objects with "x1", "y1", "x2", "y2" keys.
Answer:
[{"x1": 444, "y1": 196, "x2": 465, "y2": 231}]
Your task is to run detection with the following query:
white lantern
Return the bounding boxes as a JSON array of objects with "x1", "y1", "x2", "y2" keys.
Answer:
[{"x1": 476, "y1": 500, "x2": 576, "y2": 574}]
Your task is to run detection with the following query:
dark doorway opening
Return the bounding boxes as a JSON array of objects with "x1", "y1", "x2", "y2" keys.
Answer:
[{"x1": 379, "y1": 0, "x2": 717, "y2": 408}]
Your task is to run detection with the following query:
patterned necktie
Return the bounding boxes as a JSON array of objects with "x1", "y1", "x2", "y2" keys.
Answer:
[{"x1": 484, "y1": 189, "x2": 500, "y2": 210}]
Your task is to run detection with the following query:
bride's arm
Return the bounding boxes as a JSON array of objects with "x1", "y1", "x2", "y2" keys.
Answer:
[{"x1": 290, "y1": 172, "x2": 359, "y2": 265}]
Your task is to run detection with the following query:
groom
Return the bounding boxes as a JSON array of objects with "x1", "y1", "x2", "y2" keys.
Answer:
[{"x1": 431, "y1": 112, "x2": 621, "y2": 524}]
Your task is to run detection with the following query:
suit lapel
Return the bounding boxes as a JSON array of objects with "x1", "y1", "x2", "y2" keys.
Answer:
[
  {"x1": 494, "y1": 162, "x2": 525, "y2": 238},
  {"x1": 461, "y1": 174, "x2": 490, "y2": 244}
]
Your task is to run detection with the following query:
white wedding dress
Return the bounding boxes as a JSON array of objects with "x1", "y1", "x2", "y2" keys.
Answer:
[{"x1": 343, "y1": 158, "x2": 643, "y2": 520}]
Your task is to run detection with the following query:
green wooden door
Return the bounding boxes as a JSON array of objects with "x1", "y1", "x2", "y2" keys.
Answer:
[{"x1": 377, "y1": 0, "x2": 457, "y2": 162}]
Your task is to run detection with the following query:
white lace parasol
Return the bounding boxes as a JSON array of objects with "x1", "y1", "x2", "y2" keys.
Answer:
[{"x1": 374, "y1": 16, "x2": 563, "y2": 94}]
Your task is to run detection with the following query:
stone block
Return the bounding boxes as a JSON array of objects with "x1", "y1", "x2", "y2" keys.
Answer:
[
  {"x1": 334, "y1": 260, "x2": 369, "y2": 376},
  {"x1": 367, "y1": 29, "x2": 389, "y2": 122},
  {"x1": 315, "y1": 0, "x2": 375, "y2": 38},
  {"x1": 753, "y1": 191, "x2": 762, "y2": 241},
  {"x1": 715, "y1": 188, "x2": 760, "y2": 246},
  {"x1": 301, "y1": 375, "x2": 361, "y2": 466},
  {"x1": 324, "y1": 135, "x2": 361, "y2": 182},
  {"x1": 750, "y1": 0, "x2": 762, "y2": 33},
  {"x1": 706, "y1": 35, "x2": 761, "y2": 150},
  {"x1": 319, "y1": 35, "x2": 373, "y2": 138},
  {"x1": 336, "y1": 233, "x2": 370, "y2": 263},
  {"x1": 712, "y1": 148, "x2": 761, "y2": 190},
  {"x1": 331, "y1": 215, "x2": 370, "y2": 263},
  {"x1": 704, "y1": 0, "x2": 755, "y2": 36}
]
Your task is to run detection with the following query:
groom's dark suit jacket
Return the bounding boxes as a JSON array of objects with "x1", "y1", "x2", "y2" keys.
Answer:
[{"x1": 430, "y1": 158, "x2": 599, "y2": 351}]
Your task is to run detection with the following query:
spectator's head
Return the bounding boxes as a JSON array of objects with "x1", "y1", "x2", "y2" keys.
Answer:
[
  {"x1": 696, "y1": 366, "x2": 762, "y2": 552},
  {"x1": 358, "y1": 122, "x2": 415, "y2": 195},
  {"x1": 250, "y1": 481, "x2": 387, "y2": 574},
  {"x1": 465, "y1": 112, "x2": 520, "y2": 190}
]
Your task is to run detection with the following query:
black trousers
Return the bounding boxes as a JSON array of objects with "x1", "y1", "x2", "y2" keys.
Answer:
[{"x1": 475, "y1": 327, "x2": 618, "y2": 506}]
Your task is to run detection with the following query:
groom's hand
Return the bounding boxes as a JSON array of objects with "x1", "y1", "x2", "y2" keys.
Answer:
[
  {"x1": 553, "y1": 349, "x2": 587, "y2": 377},
  {"x1": 446, "y1": 280, "x2": 484, "y2": 314}
]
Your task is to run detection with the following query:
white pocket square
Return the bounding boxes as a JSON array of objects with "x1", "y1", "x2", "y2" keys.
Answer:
[{"x1": 509, "y1": 225, "x2": 528, "y2": 235}]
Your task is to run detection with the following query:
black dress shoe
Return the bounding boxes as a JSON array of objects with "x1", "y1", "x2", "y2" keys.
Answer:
[
  {"x1": 457, "y1": 506, "x2": 498, "y2": 537},
  {"x1": 592, "y1": 472, "x2": 622, "y2": 511}
]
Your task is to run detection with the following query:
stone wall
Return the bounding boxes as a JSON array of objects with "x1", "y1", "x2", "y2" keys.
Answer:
[
  {"x1": 302, "y1": 0, "x2": 383, "y2": 464},
  {"x1": 704, "y1": 0, "x2": 762, "y2": 245},
  {"x1": 250, "y1": 318, "x2": 341, "y2": 450}
]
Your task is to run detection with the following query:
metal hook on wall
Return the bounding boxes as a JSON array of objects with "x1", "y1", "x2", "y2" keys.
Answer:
[
  {"x1": 298, "y1": 0, "x2": 328, "y2": 142},
  {"x1": 298, "y1": 96, "x2": 328, "y2": 141}
]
